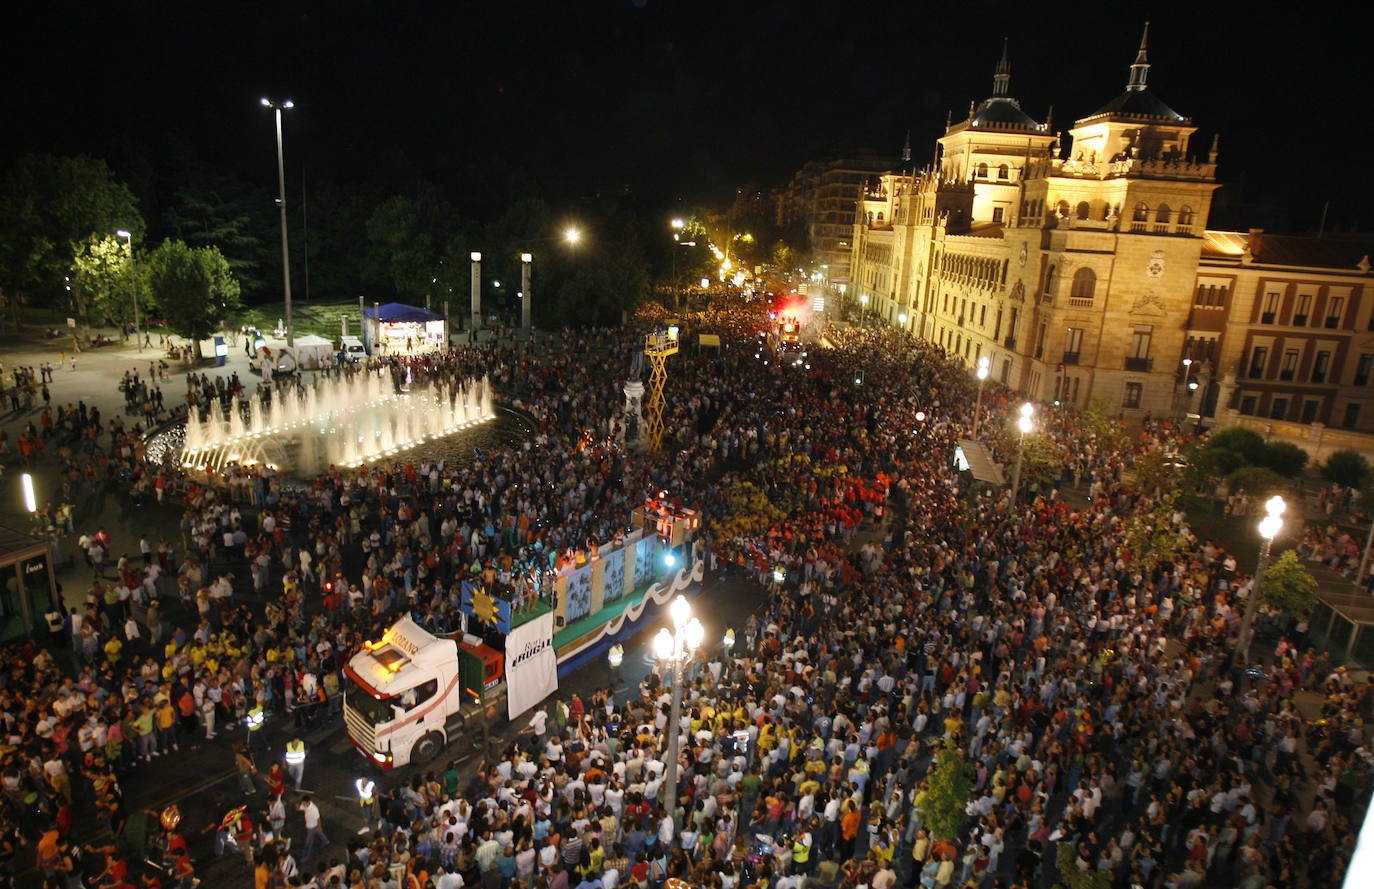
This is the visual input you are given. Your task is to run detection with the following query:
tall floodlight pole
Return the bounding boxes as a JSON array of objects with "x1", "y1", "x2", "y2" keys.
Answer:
[
  {"x1": 115, "y1": 230, "x2": 141, "y2": 352},
  {"x1": 261, "y1": 97, "x2": 295, "y2": 347}
]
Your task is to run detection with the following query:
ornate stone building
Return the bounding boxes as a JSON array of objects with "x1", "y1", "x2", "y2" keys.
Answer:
[{"x1": 848, "y1": 28, "x2": 1374, "y2": 431}]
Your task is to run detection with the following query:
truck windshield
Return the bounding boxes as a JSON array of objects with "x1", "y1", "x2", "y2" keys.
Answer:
[{"x1": 345, "y1": 676, "x2": 396, "y2": 727}]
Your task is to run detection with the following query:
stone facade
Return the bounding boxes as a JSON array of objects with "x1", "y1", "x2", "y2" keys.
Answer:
[{"x1": 844, "y1": 28, "x2": 1374, "y2": 433}]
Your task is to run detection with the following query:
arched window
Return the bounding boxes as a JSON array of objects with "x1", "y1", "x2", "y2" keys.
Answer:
[
  {"x1": 1070, "y1": 268, "x2": 1096, "y2": 302},
  {"x1": 1156, "y1": 204, "x2": 1172, "y2": 224},
  {"x1": 1057, "y1": 200, "x2": 1070, "y2": 218},
  {"x1": 876, "y1": 212, "x2": 884, "y2": 223},
  {"x1": 1075, "y1": 201, "x2": 1091, "y2": 220},
  {"x1": 1178, "y1": 205, "x2": 1195, "y2": 225},
  {"x1": 977, "y1": 162, "x2": 989, "y2": 179},
  {"x1": 998, "y1": 164, "x2": 1009, "y2": 180},
  {"x1": 1133, "y1": 201, "x2": 1150, "y2": 221}
]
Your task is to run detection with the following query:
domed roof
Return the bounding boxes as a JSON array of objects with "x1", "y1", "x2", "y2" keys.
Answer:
[
  {"x1": 970, "y1": 97, "x2": 1042, "y2": 129},
  {"x1": 1085, "y1": 23, "x2": 1189, "y2": 124},
  {"x1": 1088, "y1": 89, "x2": 1186, "y2": 123},
  {"x1": 958, "y1": 40, "x2": 1045, "y2": 133}
]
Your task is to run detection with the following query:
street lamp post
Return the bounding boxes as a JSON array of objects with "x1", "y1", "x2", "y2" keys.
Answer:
[
  {"x1": 973, "y1": 356, "x2": 991, "y2": 438},
  {"x1": 115, "y1": 229, "x2": 141, "y2": 352},
  {"x1": 1177, "y1": 357, "x2": 1193, "y2": 420},
  {"x1": 1010, "y1": 402, "x2": 1034, "y2": 506},
  {"x1": 860, "y1": 293, "x2": 870, "y2": 326},
  {"x1": 671, "y1": 219, "x2": 684, "y2": 311},
  {"x1": 1237, "y1": 495, "x2": 1286, "y2": 662},
  {"x1": 260, "y1": 98, "x2": 295, "y2": 348},
  {"x1": 652, "y1": 595, "x2": 703, "y2": 829}
]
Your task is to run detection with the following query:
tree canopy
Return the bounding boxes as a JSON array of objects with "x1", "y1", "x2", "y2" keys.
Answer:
[
  {"x1": 146, "y1": 239, "x2": 240, "y2": 355},
  {"x1": 913, "y1": 740, "x2": 973, "y2": 841},
  {"x1": 69, "y1": 234, "x2": 141, "y2": 335},
  {"x1": 0, "y1": 154, "x2": 142, "y2": 328}
]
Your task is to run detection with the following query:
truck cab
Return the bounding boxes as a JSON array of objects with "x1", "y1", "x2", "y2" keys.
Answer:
[{"x1": 343, "y1": 617, "x2": 505, "y2": 769}]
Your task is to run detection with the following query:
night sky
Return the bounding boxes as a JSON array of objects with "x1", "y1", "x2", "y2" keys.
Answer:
[{"x1": 6, "y1": 0, "x2": 1372, "y2": 230}]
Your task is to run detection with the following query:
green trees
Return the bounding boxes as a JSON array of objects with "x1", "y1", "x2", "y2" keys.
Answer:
[
  {"x1": 365, "y1": 185, "x2": 470, "y2": 299},
  {"x1": 146, "y1": 240, "x2": 240, "y2": 357},
  {"x1": 913, "y1": 740, "x2": 973, "y2": 842},
  {"x1": 1321, "y1": 450, "x2": 1372, "y2": 489},
  {"x1": 69, "y1": 235, "x2": 142, "y2": 335},
  {"x1": 0, "y1": 154, "x2": 142, "y2": 329},
  {"x1": 1259, "y1": 550, "x2": 1319, "y2": 621},
  {"x1": 1119, "y1": 490, "x2": 1194, "y2": 568},
  {"x1": 1196, "y1": 427, "x2": 1311, "y2": 498}
]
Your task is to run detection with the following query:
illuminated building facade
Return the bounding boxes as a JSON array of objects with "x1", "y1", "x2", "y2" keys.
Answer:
[{"x1": 848, "y1": 28, "x2": 1374, "y2": 432}]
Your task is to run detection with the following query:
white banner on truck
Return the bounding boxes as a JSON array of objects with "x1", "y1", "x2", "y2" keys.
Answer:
[{"x1": 506, "y1": 611, "x2": 558, "y2": 720}]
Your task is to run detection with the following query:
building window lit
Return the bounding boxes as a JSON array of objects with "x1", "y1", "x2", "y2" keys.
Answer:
[{"x1": 1123, "y1": 382, "x2": 1143, "y2": 409}]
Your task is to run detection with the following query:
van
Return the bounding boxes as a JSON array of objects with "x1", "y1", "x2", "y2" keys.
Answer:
[{"x1": 340, "y1": 336, "x2": 366, "y2": 364}]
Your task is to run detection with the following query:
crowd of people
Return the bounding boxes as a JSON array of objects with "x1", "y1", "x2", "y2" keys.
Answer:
[{"x1": 0, "y1": 299, "x2": 1370, "y2": 889}]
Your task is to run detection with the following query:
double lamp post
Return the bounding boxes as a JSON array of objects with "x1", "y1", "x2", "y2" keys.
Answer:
[{"x1": 652, "y1": 594, "x2": 703, "y2": 826}]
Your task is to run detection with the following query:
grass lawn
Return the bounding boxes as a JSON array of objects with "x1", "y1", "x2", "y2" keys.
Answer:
[{"x1": 237, "y1": 297, "x2": 371, "y2": 341}]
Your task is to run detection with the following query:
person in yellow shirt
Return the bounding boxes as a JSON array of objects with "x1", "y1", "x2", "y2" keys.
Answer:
[
  {"x1": 103, "y1": 636, "x2": 123, "y2": 666},
  {"x1": 156, "y1": 698, "x2": 179, "y2": 754}
]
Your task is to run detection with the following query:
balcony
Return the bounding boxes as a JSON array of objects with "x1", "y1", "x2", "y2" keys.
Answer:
[
  {"x1": 1293, "y1": 314, "x2": 1308, "y2": 326},
  {"x1": 1324, "y1": 317, "x2": 1341, "y2": 329},
  {"x1": 1062, "y1": 352, "x2": 1081, "y2": 366},
  {"x1": 1124, "y1": 356, "x2": 1154, "y2": 372},
  {"x1": 1261, "y1": 312, "x2": 1276, "y2": 324},
  {"x1": 1067, "y1": 297, "x2": 1095, "y2": 308},
  {"x1": 1003, "y1": 336, "x2": 1016, "y2": 349}
]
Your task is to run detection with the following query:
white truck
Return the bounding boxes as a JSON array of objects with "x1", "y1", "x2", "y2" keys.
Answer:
[{"x1": 344, "y1": 617, "x2": 507, "y2": 770}]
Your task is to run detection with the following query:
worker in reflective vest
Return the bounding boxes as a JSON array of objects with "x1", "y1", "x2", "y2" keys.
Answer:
[
  {"x1": 355, "y1": 777, "x2": 378, "y2": 833},
  {"x1": 283, "y1": 737, "x2": 306, "y2": 790},
  {"x1": 792, "y1": 824, "x2": 814, "y2": 874},
  {"x1": 608, "y1": 643, "x2": 624, "y2": 688},
  {"x1": 245, "y1": 705, "x2": 266, "y2": 752}
]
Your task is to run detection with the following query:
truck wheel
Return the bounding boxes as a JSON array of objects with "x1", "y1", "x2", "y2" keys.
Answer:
[{"x1": 411, "y1": 732, "x2": 443, "y2": 765}]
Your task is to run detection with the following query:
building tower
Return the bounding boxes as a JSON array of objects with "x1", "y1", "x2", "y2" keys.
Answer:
[{"x1": 1007, "y1": 22, "x2": 1219, "y2": 412}]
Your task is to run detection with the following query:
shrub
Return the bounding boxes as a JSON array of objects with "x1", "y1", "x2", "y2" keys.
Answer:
[
  {"x1": 1259, "y1": 441, "x2": 1309, "y2": 478},
  {"x1": 1204, "y1": 427, "x2": 1267, "y2": 464},
  {"x1": 1322, "y1": 450, "x2": 1372, "y2": 489}
]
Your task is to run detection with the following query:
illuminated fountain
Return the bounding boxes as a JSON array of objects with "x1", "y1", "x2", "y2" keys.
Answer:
[{"x1": 178, "y1": 373, "x2": 496, "y2": 475}]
